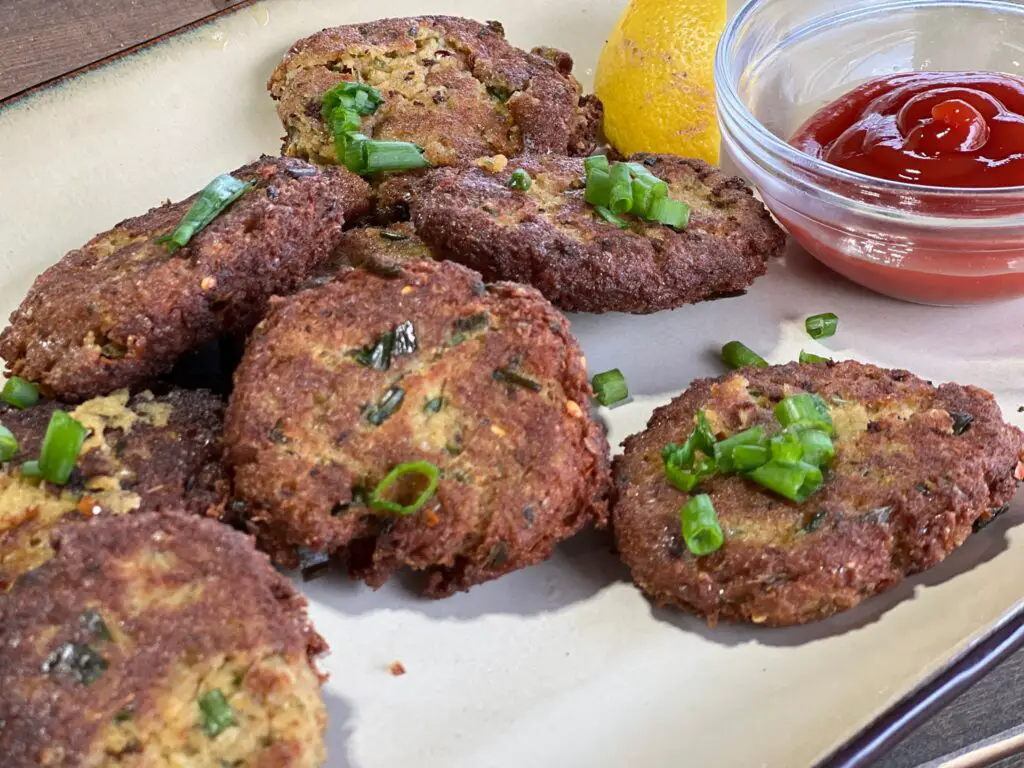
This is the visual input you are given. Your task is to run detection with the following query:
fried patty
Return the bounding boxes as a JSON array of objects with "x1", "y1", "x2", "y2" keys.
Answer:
[
  {"x1": 0, "y1": 511, "x2": 327, "y2": 767},
  {"x1": 225, "y1": 260, "x2": 610, "y2": 596},
  {"x1": 612, "y1": 362, "x2": 1024, "y2": 626},
  {"x1": 268, "y1": 16, "x2": 602, "y2": 167},
  {"x1": 408, "y1": 153, "x2": 787, "y2": 314},
  {"x1": 0, "y1": 157, "x2": 371, "y2": 402},
  {"x1": 0, "y1": 388, "x2": 228, "y2": 587}
]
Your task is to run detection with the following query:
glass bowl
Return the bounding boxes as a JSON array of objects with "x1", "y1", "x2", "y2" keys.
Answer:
[{"x1": 715, "y1": 0, "x2": 1024, "y2": 305}]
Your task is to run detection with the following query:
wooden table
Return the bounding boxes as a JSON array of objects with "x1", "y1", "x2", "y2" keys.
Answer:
[{"x1": 1, "y1": 2, "x2": 1023, "y2": 766}]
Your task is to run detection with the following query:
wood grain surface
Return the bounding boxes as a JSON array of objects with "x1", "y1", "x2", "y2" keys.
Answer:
[{"x1": 1, "y1": 2, "x2": 1023, "y2": 767}]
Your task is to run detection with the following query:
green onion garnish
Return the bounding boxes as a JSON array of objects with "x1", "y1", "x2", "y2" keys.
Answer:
[
  {"x1": 662, "y1": 440, "x2": 696, "y2": 472},
  {"x1": 20, "y1": 460, "x2": 41, "y2": 478},
  {"x1": 0, "y1": 425, "x2": 17, "y2": 462},
  {"x1": 805, "y1": 312, "x2": 839, "y2": 340},
  {"x1": 798, "y1": 429, "x2": 835, "y2": 466},
  {"x1": 666, "y1": 455, "x2": 716, "y2": 493},
  {"x1": 647, "y1": 196, "x2": 691, "y2": 229},
  {"x1": 608, "y1": 163, "x2": 634, "y2": 214},
  {"x1": 680, "y1": 494, "x2": 724, "y2": 556},
  {"x1": 584, "y1": 155, "x2": 610, "y2": 175},
  {"x1": 799, "y1": 350, "x2": 832, "y2": 364},
  {"x1": 731, "y1": 444, "x2": 770, "y2": 472},
  {"x1": 369, "y1": 461, "x2": 440, "y2": 516},
  {"x1": 747, "y1": 460, "x2": 823, "y2": 503},
  {"x1": 157, "y1": 174, "x2": 252, "y2": 254},
  {"x1": 770, "y1": 431, "x2": 803, "y2": 465},
  {"x1": 775, "y1": 393, "x2": 833, "y2": 435},
  {"x1": 594, "y1": 206, "x2": 629, "y2": 229},
  {"x1": 361, "y1": 140, "x2": 430, "y2": 173},
  {"x1": 198, "y1": 689, "x2": 236, "y2": 738},
  {"x1": 508, "y1": 169, "x2": 532, "y2": 191},
  {"x1": 592, "y1": 369, "x2": 628, "y2": 407},
  {"x1": 630, "y1": 172, "x2": 669, "y2": 217},
  {"x1": 2, "y1": 377, "x2": 39, "y2": 409},
  {"x1": 693, "y1": 410, "x2": 716, "y2": 455},
  {"x1": 721, "y1": 341, "x2": 769, "y2": 370},
  {"x1": 585, "y1": 170, "x2": 612, "y2": 207},
  {"x1": 39, "y1": 411, "x2": 88, "y2": 486},
  {"x1": 366, "y1": 386, "x2": 405, "y2": 426},
  {"x1": 713, "y1": 426, "x2": 765, "y2": 473}
]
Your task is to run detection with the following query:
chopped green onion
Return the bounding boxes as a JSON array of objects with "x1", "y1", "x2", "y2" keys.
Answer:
[
  {"x1": 592, "y1": 369, "x2": 628, "y2": 406},
  {"x1": 358, "y1": 140, "x2": 430, "y2": 173},
  {"x1": 2, "y1": 377, "x2": 39, "y2": 409},
  {"x1": 662, "y1": 440, "x2": 696, "y2": 471},
  {"x1": 747, "y1": 460, "x2": 823, "y2": 503},
  {"x1": 731, "y1": 444, "x2": 770, "y2": 472},
  {"x1": 647, "y1": 196, "x2": 691, "y2": 229},
  {"x1": 369, "y1": 461, "x2": 440, "y2": 516},
  {"x1": 583, "y1": 155, "x2": 610, "y2": 175},
  {"x1": 805, "y1": 312, "x2": 839, "y2": 340},
  {"x1": 713, "y1": 426, "x2": 765, "y2": 472},
  {"x1": 721, "y1": 341, "x2": 768, "y2": 370},
  {"x1": 693, "y1": 410, "x2": 716, "y2": 455},
  {"x1": 770, "y1": 431, "x2": 803, "y2": 465},
  {"x1": 198, "y1": 689, "x2": 236, "y2": 738},
  {"x1": 798, "y1": 429, "x2": 835, "y2": 466},
  {"x1": 680, "y1": 494, "x2": 724, "y2": 556},
  {"x1": 354, "y1": 330, "x2": 395, "y2": 370},
  {"x1": 584, "y1": 170, "x2": 612, "y2": 208},
  {"x1": 630, "y1": 173, "x2": 669, "y2": 217},
  {"x1": 594, "y1": 206, "x2": 629, "y2": 229},
  {"x1": 424, "y1": 397, "x2": 445, "y2": 414},
  {"x1": 20, "y1": 460, "x2": 41, "y2": 478},
  {"x1": 365, "y1": 387, "x2": 405, "y2": 426},
  {"x1": 799, "y1": 350, "x2": 832, "y2": 364},
  {"x1": 157, "y1": 175, "x2": 252, "y2": 254},
  {"x1": 39, "y1": 411, "x2": 88, "y2": 486},
  {"x1": 508, "y1": 168, "x2": 532, "y2": 191},
  {"x1": 666, "y1": 455, "x2": 716, "y2": 493},
  {"x1": 321, "y1": 81, "x2": 384, "y2": 119},
  {"x1": 0, "y1": 425, "x2": 17, "y2": 462},
  {"x1": 775, "y1": 393, "x2": 833, "y2": 435},
  {"x1": 608, "y1": 163, "x2": 634, "y2": 214}
]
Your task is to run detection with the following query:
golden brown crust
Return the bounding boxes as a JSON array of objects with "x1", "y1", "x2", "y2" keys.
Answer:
[
  {"x1": 409, "y1": 153, "x2": 786, "y2": 314},
  {"x1": 0, "y1": 511, "x2": 327, "y2": 767},
  {"x1": 612, "y1": 362, "x2": 1024, "y2": 626},
  {"x1": 224, "y1": 260, "x2": 610, "y2": 596},
  {"x1": 0, "y1": 157, "x2": 371, "y2": 402},
  {"x1": 268, "y1": 16, "x2": 602, "y2": 166}
]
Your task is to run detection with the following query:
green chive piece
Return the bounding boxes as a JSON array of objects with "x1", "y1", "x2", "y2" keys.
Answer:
[
  {"x1": 647, "y1": 196, "x2": 691, "y2": 229},
  {"x1": 608, "y1": 163, "x2": 634, "y2": 214},
  {"x1": 662, "y1": 440, "x2": 696, "y2": 471},
  {"x1": 366, "y1": 387, "x2": 405, "y2": 426},
  {"x1": 775, "y1": 393, "x2": 834, "y2": 435},
  {"x1": 770, "y1": 431, "x2": 803, "y2": 465},
  {"x1": 20, "y1": 460, "x2": 41, "y2": 478},
  {"x1": 693, "y1": 410, "x2": 716, "y2": 455},
  {"x1": 584, "y1": 155, "x2": 610, "y2": 175},
  {"x1": 424, "y1": 397, "x2": 445, "y2": 414},
  {"x1": 592, "y1": 369, "x2": 628, "y2": 407},
  {"x1": 2, "y1": 377, "x2": 39, "y2": 409},
  {"x1": 747, "y1": 460, "x2": 824, "y2": 503},
  {"x1": 630, "y1": 173, "x2": 669, "y2": 217},
  {"x1": 360, "y1": 140, "x2": 431, "y2": 173},
  {"x1": 354, "y1": 330, "x2": 396, "y2": 370},
  {"x1": 798, "y1": 429, "x2": 835, "y2": 466},
  {"x1": 713, "y1": 426, "x2": 765, "y2": 472},
  {"x1": 680, "y1": 494, "x2": 724, "y2": 556},
  {"x1": 731, "y1": 444, "x2": 770, "y2": 472},
  {"x1": 0, "y1": 425, "x2": 17, "y2": 462},
  {"x1": 198, "y1": 689, "x2": 236, "y2": 738},
  {"x1": 584, "y1": 169, "x2": 613, "y2": 208},
  {"x1": 799, "y1": 350, "x2": 832, "y2": 364},
  {"x1": 594, "y1": 206, "x2": 629, "y2": 229},
  {"x1": 805, "y1": 312, "x2": 839, "y2": 340},
  {"x1": 157, "y1": 175, "x2": 252, "y2": 254},
  {"x1": 508, "y1": 168, "x2": 532, "y2": 191},
  {"x1": 721, "y1": 341, "x2": 769, "y2": 370},
  {"x1": 666, "y1": 455, "x2": 716, "y2": 493},
  {"x1": 39, "y1": 411, "x2": 88, "y2": 486},
  {"x1": 369, "y1": 460, "x2": 440, "y2": 516}
]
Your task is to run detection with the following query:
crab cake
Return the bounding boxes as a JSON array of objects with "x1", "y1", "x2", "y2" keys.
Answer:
[
  {"x1": 0, "y1": 511, "x2": 327, "y2": 768},
  {"x1": 613, "y1": 362, "x2": 1024, "y2": 626},
  {"x1": 0, "y1": 388, "x2": 228, "y2": 587},
  {"x1": 0, "y1": 157, "x2": 371, "y2": 402},
  {"x1": 268, "y1": 16, "x2": 602, "y2": 167},
  {"x1": 225, "y1": 260, "x2": 610, "y2": 596},
  {"x1": 410, "y1": 153, "x2": 786, "y2": 314}
]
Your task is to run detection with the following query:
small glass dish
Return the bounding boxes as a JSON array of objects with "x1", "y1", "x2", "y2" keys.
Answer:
[{"x1": 716, "y1": 0, "x2": 1024, "y2": 305}]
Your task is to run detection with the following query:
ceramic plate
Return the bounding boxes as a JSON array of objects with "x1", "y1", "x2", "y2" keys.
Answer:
[{"x1": 2, "y1": 1, "x2": 1023, "y2": 765}]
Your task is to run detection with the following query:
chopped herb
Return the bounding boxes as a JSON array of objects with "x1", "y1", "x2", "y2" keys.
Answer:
[
  {"x1": 721, "y1": 341, "x2": 769, "y2": 369},
  {"x1": 42, "y1": 642, "x2": 108, "y2": 685},
  {"x1": 424, "y1": 397, "x2": 445, "y2": 414},
  {"x1": 0, "y1": 425, "x2": 18, "y2": 463},
  {"x1": 157, "y1": 174, "x2": 252, "y2": 254},
  {"x1": 486, "y1": 85, "x2": 511, "y2": 102},
  {"x1": 39, "y1": 411, "x2": 88, "y2": 486},
  {"x1": 380, "y1": 230, "x2": 410, "y2": 242},
  {"x1": 2, "y1": 377, "x2": 39, "y2": 409},
  {"x1": 594, "y1": 205, "x2": 629, "y2": 229},
  {"x1": 393, "y1": 321, "x2": 417, "y2": 356},
  {"x1": 366, "y1": 387, "x2": 405, "y2": 425},
  {"x1": 805, "y1": 312, "x2": 839, "y2": 340},
  {"x1": 20, "y1": 460, "x2": 41, "y2": 478},
  {"x1": 80, "y1": 609, "x2": 111, "y2": 640},
  {"x1": 680, "y1": 494, "x2": 724, "y2": 556},
  {"x1": 454, "y1": 312, "x2": 489, "y2": 333},
  {"x1": 508, "y1": 168, "x2": 532, "y2": 191},
  {"x1": 803, "y1": 509, "x2": 828, "y2": 533},
  {"x1": 493, "y1": 367, "x2": 541, "y2": 392},
  {"x1": 353, "y1": 331, "x2": 396, "y2": 370},
  {"x1": 198, "y1": 689, "x2": 236, "y2": 737},
  {"x1": 799, "y1": 350, "x2": 832, "y2": 365},
  {"x1": 950, "y1": 411, "x2": 974, "y2": 435},
  {"x1": 369, "y1": 461, "x2": 440, "y2": 516},
  {"x1": 485, "y1": 541, "x2": 509, "y2": 568},
  {"x1": 592, "y1": 368, "x2": 628, "y2": 407}
]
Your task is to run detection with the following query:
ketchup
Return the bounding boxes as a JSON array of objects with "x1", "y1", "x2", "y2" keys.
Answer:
[{"x1": 791, "y1": 72, "x2": 1024, "y2": 188}]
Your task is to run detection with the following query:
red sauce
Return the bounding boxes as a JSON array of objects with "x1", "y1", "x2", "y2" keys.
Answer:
[{"x1": 791, "y1": 72, "x2": 1024, "y2": 187}]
